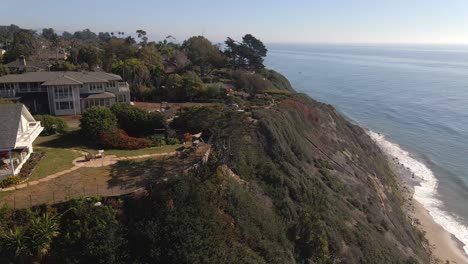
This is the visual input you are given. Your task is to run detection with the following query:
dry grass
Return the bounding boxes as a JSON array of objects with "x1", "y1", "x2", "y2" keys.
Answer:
[{"x1": 0, "y1": 148, "x2": 206, "y2": 208}]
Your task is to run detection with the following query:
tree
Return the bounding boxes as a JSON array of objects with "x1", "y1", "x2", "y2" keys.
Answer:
[
  {"x1": 224, "y1": 34, "x2": 267, "y2": 69},
  {"x1": 42, "y1": 28, "x2": 56, "y2": 41},
  {"x1": 165, "y1": 73, "x2": 184, "y2": 101},
  {"x1": 136, "y1": 29, "x2": 148, "y2": 46},
  {"x1": 137, "y1": 43, "x2": 163, "y2": 69},
  {"x1": 171, "y1": 106, "x2": 222, "y2": 135},
  {"x1": 182, "y1": 36, "x2": 226, "y2": 76},
  {"x1": 77, "y1": 46, "x2": 101, "y2": 69},
  {"x1": 102, "y1": 38, "x2": 136, "y2": 70},
  {"x1": 80, "y1": 107, "x2": 118, "y2": 140},
  {"x1": 73, "y1": 29, "x2": 98, "y2": 41},
  {"x1": 98, "y1": 32, "x2": 112, "y2": 42},
  {"x1": 241, "y1": 34, "x2": 267, "y2": 69},
  {"x1": 110, "y1": 103, "x2": 165, "y2": 137},
  {"x1": 62, "y1": 31, "x2": 73, "y2": 40},
  {"x1": 51, "y1": 198, "x2": 127, "y2": 263},
  {"x1": 3, "y1": 29, "x2": 35, "y2": 63},
  {"x1": 182, "y1": 71, "x2": 204, "y2": 101},
  {"x1": 29, "y1": 213, "x2": 60, "y2": 259},
  {"x1": 110, "y1": 58, "x2": 150, "y2": 88}
]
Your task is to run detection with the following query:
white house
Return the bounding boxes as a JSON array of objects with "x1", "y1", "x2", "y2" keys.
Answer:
[{"x1": 0, "y1": 104, "x2": 44, "y2": 178}]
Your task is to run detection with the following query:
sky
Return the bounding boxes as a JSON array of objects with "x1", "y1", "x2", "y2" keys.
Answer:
[{"x1": 3, "y1": 0, "x2": 468, "y2": 44}]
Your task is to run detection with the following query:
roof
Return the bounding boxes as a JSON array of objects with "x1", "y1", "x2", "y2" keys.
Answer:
[
  {"x1": 42, "y1": 75, "x2": 83, "y2": 86},
  {"x1": 0, "y1": 71, "x2": 122, "y2": 84},
  {"x1": 80, "y1": 92, "x2": 116, "y2": 99},
  {"x1": 0, "y1": 104, "x2": 23, "y2": 150},
  {"x1": 5, "y1": 60, "x2": 51, "y2": 70}
]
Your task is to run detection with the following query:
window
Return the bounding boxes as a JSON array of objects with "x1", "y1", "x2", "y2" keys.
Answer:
[
  {"x1": 19, "y1": 83, "x2": 28, "y2": 92},
  {"x1": 55, "y1": 101, "x2": 74, "y2": 110},
  {"x1": 29, "y1": 82, "x2": 39, "y2": 92},
  {"x1": 54, "y1": 86, "x2": 72, "y2": 99},
  {"x1": 89, "y1": 83, "x2": 104, "y2": 92},
  {"x1": 117, "y1": 94, "x2": 126, "y2": 102}
]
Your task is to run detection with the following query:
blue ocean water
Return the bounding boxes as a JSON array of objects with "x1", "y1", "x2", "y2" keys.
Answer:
[{"x1": 265, "y1": 44, "x2": 468, "y2": 251}]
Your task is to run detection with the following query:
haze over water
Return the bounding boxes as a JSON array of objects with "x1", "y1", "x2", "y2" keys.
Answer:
[{"x1": 265, "y1": 44, "x2": 468, "y2": 251}]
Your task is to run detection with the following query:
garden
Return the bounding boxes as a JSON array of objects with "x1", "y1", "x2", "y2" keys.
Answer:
[{"x1": 0, "y1": 104, "x2": 194, "y2": 188}]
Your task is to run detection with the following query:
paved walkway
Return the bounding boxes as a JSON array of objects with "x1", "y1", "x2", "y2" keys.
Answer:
[{"x1": 1, "y1": 151, "x2": 177, "y2": 192}]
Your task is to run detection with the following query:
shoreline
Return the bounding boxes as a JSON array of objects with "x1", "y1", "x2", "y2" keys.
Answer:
[{"x1": 389, "y1": 155, "x2": 468, "y2": 264}]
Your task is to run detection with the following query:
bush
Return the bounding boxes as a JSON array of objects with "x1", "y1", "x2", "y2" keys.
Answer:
[
  {"x1": 171, "y1": 106, "x2": 222, "y2": 136},
  {"x1": 149, "y1": 134, "x2": 167, "y2": 147},
  {"x1": 110, "y1": 103, "x2": 165, "y2": 137},
  {"x1": 166, "y1": 137, "x2": 180, "y2": 145},
  {"x1": 231, "y1": 70, "x2": 274, "y2": 94},
  {"x1": 0, "y1": 176, "x2": 21, "y2": 188},
  {"x1": 100, "y1": 129, "x2": 151, "y2": 149},
  {"x1": 34, "y1": 115, "x2": 68, "y2": 135},
  {"x1": 80, "y1": 107, "x2": 118, "y2": 140}
]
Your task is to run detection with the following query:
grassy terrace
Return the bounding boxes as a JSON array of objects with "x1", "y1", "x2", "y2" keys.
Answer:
[
  {"x1": 29, "y1": 131, "x2": 184, "y2": 181},
  {"x1": 29, "y1": 147, "x2": 81, "y2": 181}
]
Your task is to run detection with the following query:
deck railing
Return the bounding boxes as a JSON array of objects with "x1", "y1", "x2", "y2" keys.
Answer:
[{"x1": 0, "y1": 90, "x2": 15, "y2": 98}]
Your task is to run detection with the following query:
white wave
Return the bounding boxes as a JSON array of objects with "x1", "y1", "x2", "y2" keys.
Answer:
[{"x1": 367, "y1": 130, "x2": 468, "y2": 254}]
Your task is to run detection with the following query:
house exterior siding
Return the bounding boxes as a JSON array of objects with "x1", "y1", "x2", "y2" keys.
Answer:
[{"x1": 0, "y1": 72, "x2": 131, "y2": 116}]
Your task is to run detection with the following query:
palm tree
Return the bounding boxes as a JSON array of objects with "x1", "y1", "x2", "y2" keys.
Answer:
[{"x1": 29, "y1": 213, "x2": 60, "y2": 259}]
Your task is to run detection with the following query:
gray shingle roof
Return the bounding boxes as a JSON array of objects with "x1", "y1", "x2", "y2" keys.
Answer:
[
  {"x1": 0, "y1": 71, "x2": 122, "y2": 84},
  {"x1": 41, "y1": 75, "x2": 83, "y2": 86},
  {"x1": 0, "y1": 104, "x2": 22, "y2": 150}
]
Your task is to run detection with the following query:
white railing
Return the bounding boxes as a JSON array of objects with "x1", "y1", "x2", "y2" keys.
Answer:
[
  {"x1": 0, "y1": 90, "x2": 15, "y2": 98},
  {"x1": 118, "y1": 82, "x2": 129, "y2": 87},
  {"x1": 16, "y1": 122, "x2": 43, "y2": 146}
]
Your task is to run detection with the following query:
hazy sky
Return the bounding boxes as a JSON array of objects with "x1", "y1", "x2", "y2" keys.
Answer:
[{"x1": 3, "y1": 0, "x2": 468, "y2": 44}]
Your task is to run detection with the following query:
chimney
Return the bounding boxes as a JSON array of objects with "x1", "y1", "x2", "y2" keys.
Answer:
[{"x1": 18, "y1": 55, "x2": 26, "y2": 66}]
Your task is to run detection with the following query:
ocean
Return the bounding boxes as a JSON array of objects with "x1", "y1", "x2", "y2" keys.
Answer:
[{"x1": 265, "y1": 44, "x2": 468, "y2": 253}]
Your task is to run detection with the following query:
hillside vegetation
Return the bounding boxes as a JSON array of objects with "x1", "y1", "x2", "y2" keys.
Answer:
[
  {"x1": 0, "y1": 25, "x2": 430, "y2": 263},
  {"x1": 0, "y1": 92, "x2": 430, "y2": 263}
]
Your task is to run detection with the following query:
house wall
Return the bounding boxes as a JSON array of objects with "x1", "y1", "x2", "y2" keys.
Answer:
[{"x1": 47, "y1": 85, "x2": 82, "y2": 116}]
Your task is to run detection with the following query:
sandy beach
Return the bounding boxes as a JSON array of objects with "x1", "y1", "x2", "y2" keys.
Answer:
[{"x1": 390, "y1": 157, "x2": 468, "y2": 264}]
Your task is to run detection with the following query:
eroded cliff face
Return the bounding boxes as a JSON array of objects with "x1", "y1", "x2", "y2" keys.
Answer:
[{"x1": 210, "y1": 93, "x2": 430, "y2": 263}]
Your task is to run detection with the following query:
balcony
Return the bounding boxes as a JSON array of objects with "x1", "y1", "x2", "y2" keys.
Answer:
[
  {"x1": 106, "y1": 82, "x2": 129, "y2": 93},
  {"x1": 16, "y1": 121, "x2": 44, "y2": 148},
  {"x1": 117, "y1": 81, "x2": 129, "y2": 88},
  {"x1": 0, "y1": 89, "x2": 15, "y2": 98}
]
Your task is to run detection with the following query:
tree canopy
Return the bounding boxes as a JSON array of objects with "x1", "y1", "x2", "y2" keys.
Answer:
[{"x1": 225, "y1": 34, "x2": 267, "y2": 70}]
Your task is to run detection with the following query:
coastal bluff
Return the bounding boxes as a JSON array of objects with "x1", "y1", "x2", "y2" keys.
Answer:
[{"x1": 205, "y1": 89, "x2": 431, "y2": 263}]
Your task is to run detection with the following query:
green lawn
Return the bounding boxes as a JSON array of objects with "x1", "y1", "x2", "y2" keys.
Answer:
[
  {"x1": 0, "y1": 190, "x2": 13, "y2": 201},
  {"x1": 102, "y1": 144, "x2": 184, "y2": 157},
  {"x1": 29, "y1": 147, "x2": 81, "y2": 181},
  {"x1": 29, "y1": 132, "x2": 185, "y2": 181}
]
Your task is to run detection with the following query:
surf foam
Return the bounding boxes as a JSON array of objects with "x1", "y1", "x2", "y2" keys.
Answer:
[{"x1": 368, "y1": 130, "x2": 468, "y2": 254}]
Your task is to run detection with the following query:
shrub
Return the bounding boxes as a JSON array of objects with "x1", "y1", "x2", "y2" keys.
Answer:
[
  {"x1": 100, "y1": 129, "x2": 151, "y2": 149},
  {"x1": 80, "y1": 107, "x2": 118, "y2": 140},
  {"x1": 34, "y1": 115, "x2": 68, "y2": 135},
  {"x1": 166, "y1": 137, "x2": 180, "y2": 145},
  {"x1": 171, "y1": 106, "x2": 222, "y2": 136},
  {"x1": 0, "y1": 176, "x2": 21, "y2": 188},
  {"x1": 149, "y1": 134, "x2": 166, "y2": 147},
  {"x1": 110, "y1": 103, "x2": 165, "y2": 137},
  {"x1": 231, "y1": 70, "x2": 274, "y2": 94}
]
